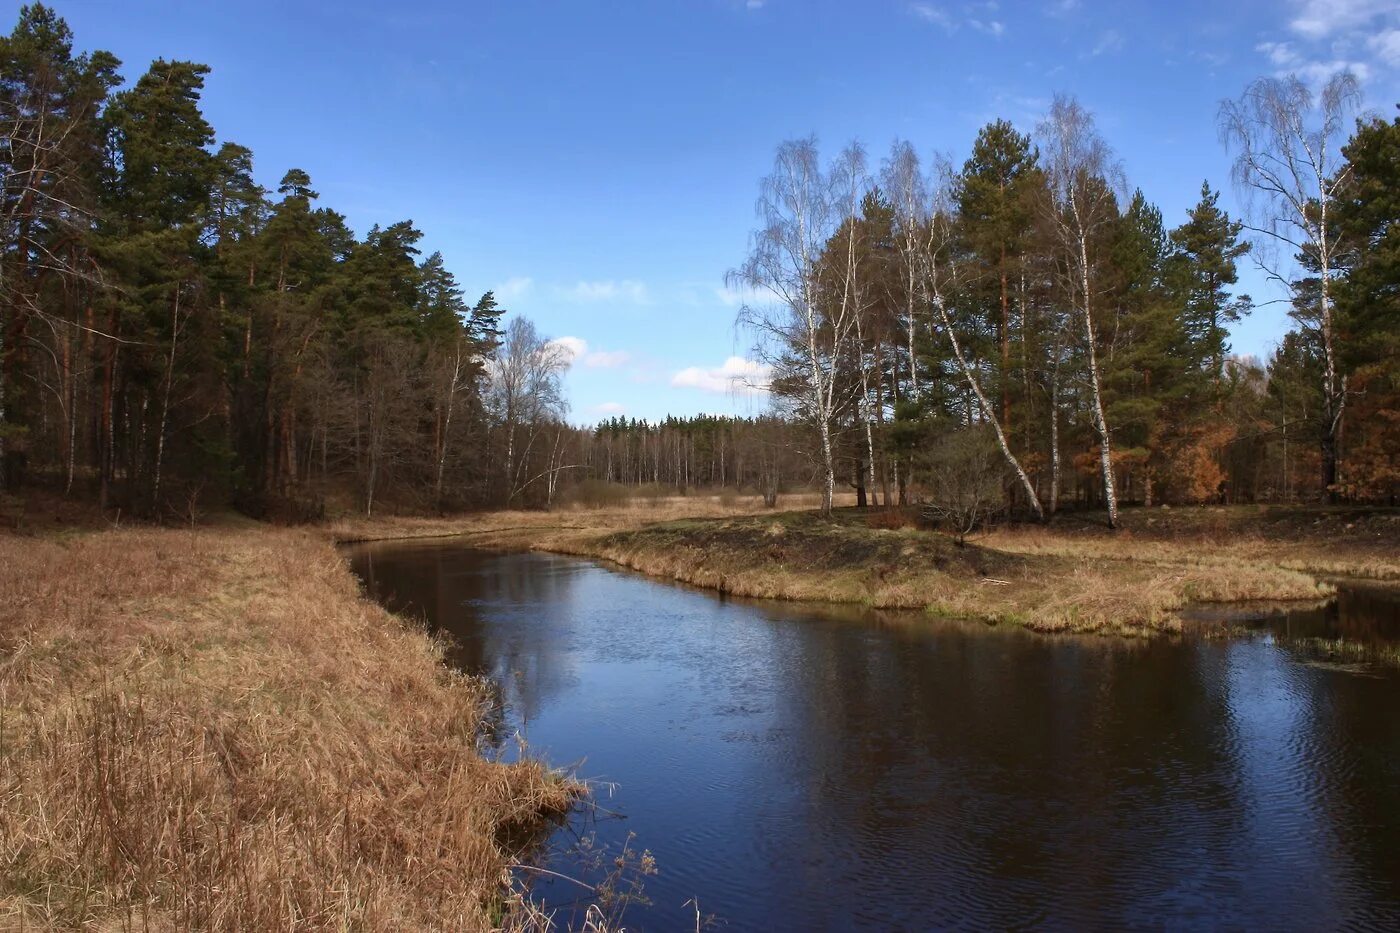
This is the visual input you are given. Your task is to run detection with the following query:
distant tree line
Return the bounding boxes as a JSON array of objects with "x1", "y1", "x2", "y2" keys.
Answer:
[{"x1": 730, "y1": 80, "x2": 1400, "y2": 521}]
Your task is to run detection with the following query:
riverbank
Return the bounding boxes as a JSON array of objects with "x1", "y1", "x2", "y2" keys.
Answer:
[
  {"x1": 559, "y1": 511, "x2": 1333, "y2": 634},
  {"x1": 333, "y1": 502, "x2": 1400, "y2": 636},
  {"x1": 0, "y1": 526, "x2": 574, "y2": 929}
]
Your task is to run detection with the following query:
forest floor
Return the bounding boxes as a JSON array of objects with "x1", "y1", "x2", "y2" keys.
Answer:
[
  {"x1": 0, "y1": 524, "x2": 575, "y2": 930},
  {"x1": 335, "y1": 500, "x2": 1400, "y2": 636}
]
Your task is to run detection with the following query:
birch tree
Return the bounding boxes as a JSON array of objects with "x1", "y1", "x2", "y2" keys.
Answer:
[
  {"x1": 1219, "y1": 71, "x2": 1360, "y2": 497},
  {"x1": 485, "y1": 316, "x2": 569, "y2": 505},
  {"x1": 880, "y1": 140, "x2": 928, "y2": 399},
  {"x1": 1037, "y1": 94, "x2": 1124, "y2": 528},
  {"x1": 731, "y1": 137, "x2": 860, "y2": 515},
  {"x1": 828, "y1": 143, "x2": 879, "y2": 507}
]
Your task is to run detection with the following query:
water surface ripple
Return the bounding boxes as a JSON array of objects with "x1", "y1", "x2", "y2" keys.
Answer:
[{"x1": 348, "y1": 543, "x2": 1400, "y2": 931}]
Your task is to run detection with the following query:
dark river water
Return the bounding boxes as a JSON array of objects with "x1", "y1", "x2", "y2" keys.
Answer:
[{"x1": 347, "y1": 541, "x2": 1400, "y2": 931}]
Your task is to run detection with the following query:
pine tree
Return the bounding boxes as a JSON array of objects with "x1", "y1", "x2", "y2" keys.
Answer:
[
  {"x1": 1168, "y1": 181, "x2": 1250, "y2": 380},
  {"x1": 0, "y1": 3, "x2": 119, "y2": 487},
  {"x1": 97, "y1": 58, "x2": 218, "y2": 512},
  {"x1": 955, "y1": 120, "x2": 1040, "y2": 432},
  {"x1": 1334, "y1": 110, "x2": 1400, "y2": 500}
]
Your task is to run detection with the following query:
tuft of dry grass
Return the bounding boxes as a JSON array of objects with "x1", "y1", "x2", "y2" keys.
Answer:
[{"x1": 0, "y1": 528, "x2": 574, "y2": 930}]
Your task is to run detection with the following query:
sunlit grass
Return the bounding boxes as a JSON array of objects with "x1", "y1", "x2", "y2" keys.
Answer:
[{"x1": 0, "y1": 528, "x2": 575, "y2": 930}]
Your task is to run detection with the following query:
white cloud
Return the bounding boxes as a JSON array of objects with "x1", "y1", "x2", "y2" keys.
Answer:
[
  {"x1": 583, "y1": 349, "x2": 630, "y2": 369},
  {"x1": 1259, "y1": 0, "x2": 1399, "y2": 82},
  {"x1": 593, "y1": 402, "x2": 626, "y2": 415},
  {"x1": 909, "y1": 3, "x2": 955, "y2": 31},
  {"x1": 495, "y1": 276, "x2": 533, "y2": 302},
  {"x1": 557, "y1": 279, "x2": 650, "y2": 304},
  {"x1": 1288, "y1": 0, "x2": 1393, "y2": 39},
  {"x1": 671, "y1": 356, "x2": 772, "y2": 396},
  {"x1": 549, "y1": 336, "x2": 588, "y2": 364},
  {"x1": 713, "y1": 285, "x2": 751, "y2": 307},
  {"x1": 1369, "y1": 28, "x2": 1400, "y2": 66},
  {"x1": 1255, "y1": 39, "x2": 1371, "y2": 82},
  {"x1": 1092, "y1": 29, "x2": 1124, "y2": 56},
  {"x1": 1046, "y1": 0, "x2": 1079, "y2": 15},
  {"x1": 1257, "y1": 40, "x2": 1296, "y2": 68},
  {"x1": 909, "y1": 2, "x2": 1006, "y2": 37}
]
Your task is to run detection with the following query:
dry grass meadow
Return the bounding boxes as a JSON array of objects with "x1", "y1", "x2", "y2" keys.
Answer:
[
  {"x1": 1, "y1": 492, "x2": 1392, "y2": 929},
  {"x1": 0, "y1": 527, "x2": 574, "y2": 930}
]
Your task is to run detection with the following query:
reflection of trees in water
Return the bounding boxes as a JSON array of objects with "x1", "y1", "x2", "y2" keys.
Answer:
[
  {"x1": 1273, "y1": 585, "x2": 1400, "y2": 645},
  {"x1": 347, "y1": 544, "x2": 584, "y2": 734},
  {"x1": 755, "y1": 604, "x2": 1400, "y2": 925},
  {"x1": 349, "y1": 545, "x2": 1400, "y2": 925}
]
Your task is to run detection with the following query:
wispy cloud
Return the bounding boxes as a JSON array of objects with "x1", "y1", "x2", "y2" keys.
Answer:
[
  {"x1": 583, "y1": 349, "x2": 630, "y2": 369},
  {"x1": 1045, "y1": 0, "x2": 1079, "y2": 16},
  {"x1": 494, "y1": 276, "x2": 533, "y2": 302},
  {"x1": 1288, "y1": 0, "x2": 1393, "y2": 39},
  {"x1": 556, "y1": 279, "x2": 650, "y2": 305},
  {"x1": 1256, "y1": 39, "x2": 1372, "y2": 83},
  {"x1": 908, "y1": 2, "x2": 1005, "y2": 38},
  {"x1": 671, "y1": 356, "x2": 771, "y2": 396},
  {"x1": 1091, "y1": 29, "x2": 1124, "y2": 56},
  {"x1": 1256, "y1": 0, "x2": 1399, "y2": 84},
  {"x1": 909, "y1": 2, "x2": 955, "y2": 31},
  {"x1": 1369, "y1": 28, "x2": 1400, "y2": 66},
  {"x1": 543, "y1": 337, "x2": 631, "y2": 370},
  {"x1": 713, "y1": 284, "x2": 755, "y2": 307}
]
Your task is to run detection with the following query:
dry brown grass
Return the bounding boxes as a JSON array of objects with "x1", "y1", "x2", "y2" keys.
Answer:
[
  {"x1": 544, "y1": 510, "x2": 1334, "y2": 636},
  {"x1": 0, "y1": 528, "x2": 574, "y2": 930},
  {"x1": 324, "y1": 502, "x2": 1357, "y2": 637},
  {"x1": 327, "y1": 493, "x2": 855, "y2": 550}
]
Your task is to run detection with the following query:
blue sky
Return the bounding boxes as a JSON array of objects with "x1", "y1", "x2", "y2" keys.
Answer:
[{"x1": 42, "y1": 0, "x2": 1400, "y2": 423}]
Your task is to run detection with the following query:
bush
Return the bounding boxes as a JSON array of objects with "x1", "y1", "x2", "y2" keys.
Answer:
[
  {"x1": 633, "y1": 483, "x2": 671, "y2": 507},
  {"x1": 560, "y1": 478, "x2": 630, "y2": 509},
  {"x1": 922, "y1": 427, "x2": 1008, "y2": 543}
]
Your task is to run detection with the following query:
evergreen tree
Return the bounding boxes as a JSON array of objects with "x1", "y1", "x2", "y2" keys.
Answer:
[
  {"x1": 0, "y1": 3, "x2": 119, "y2": 486},
  {"x1": 955, "y1": 120, "x2": 1040, "y2": 431},
  {"x1": 1168, "y1": 181, "x2": 1250, "y2": 379},
  {"x1": 1334, "y1": 109, "x2": 1400, "y2": 499}
]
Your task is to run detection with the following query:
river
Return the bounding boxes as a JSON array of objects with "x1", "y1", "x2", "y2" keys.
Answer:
[{"x1": 347, "y1": 540, "x2": 1400, "y2": 930}]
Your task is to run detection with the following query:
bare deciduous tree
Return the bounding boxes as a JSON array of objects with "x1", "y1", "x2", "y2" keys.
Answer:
[
  {"x1": 731, "y1": 137, "x2": 862, "y2": 515},
  {"x1": 881, "y1": 139, "x2": 928, "y2": 398},
  {"x1": 1038, "y1": 94, "x2": 1124, "y2": 528},
  {"x1": 485, "y1": 316, "x2": 570, "y2": 504},
  {"x1": 923, "y1": 426, "x2": 1007, "y2": 544},
  {"x1": 1219, "y1": 71, "x2": 1360, "y2": 497}
]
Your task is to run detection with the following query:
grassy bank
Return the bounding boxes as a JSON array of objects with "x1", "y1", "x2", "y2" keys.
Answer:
[
  {"x1": 548, "y1": 507, "x2": 1397, "y2": 635},
  {"x1": 0, "y1": 527, "x2": 573, "y2": 929},
  {"x1": 321, "y1": 500, "x2": 1397, "y2": 635}
]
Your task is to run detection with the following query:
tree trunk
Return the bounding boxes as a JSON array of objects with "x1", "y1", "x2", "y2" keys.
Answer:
[
  {"x1": 1076, "y1": 220, "x2": 1118, "y2": 528},
  {"x1": 934, "y1": 295, "x2": 1044, "y2": 521}
]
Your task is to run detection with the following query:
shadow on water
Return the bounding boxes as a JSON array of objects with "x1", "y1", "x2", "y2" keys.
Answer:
[{"x1": 347, "y1": 540, "x2": 1400, "y2": 931}]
